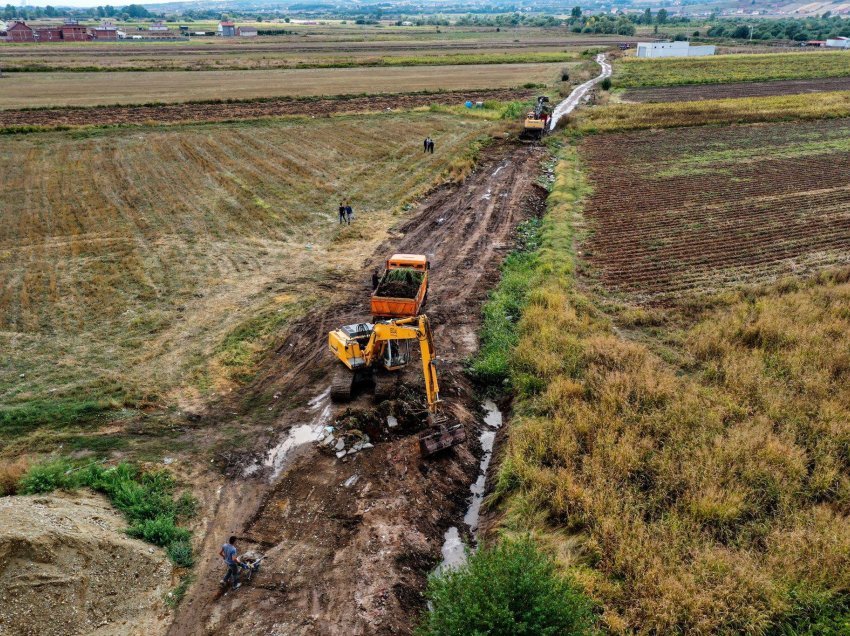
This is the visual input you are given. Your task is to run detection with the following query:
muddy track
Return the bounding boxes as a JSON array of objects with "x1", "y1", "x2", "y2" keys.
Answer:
[
  {"x1": 0, "y1": 88, "x2": 532, "y2": 129},
  {"x1": 168, "y1": 141, "x2": 546, "y2": 636}
]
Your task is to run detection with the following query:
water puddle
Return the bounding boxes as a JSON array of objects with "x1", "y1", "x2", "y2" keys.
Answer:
[
  {"x1": 244, "y1": 387, "x2": 333, "y2": 479},
  {"x1": 437, "y1": 399, "x2": 504, "y2": 572}
]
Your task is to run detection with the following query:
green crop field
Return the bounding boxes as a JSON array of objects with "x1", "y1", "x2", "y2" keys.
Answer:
[{"x1": 614, "y1": 51, "x2": 850, "y2": 88}]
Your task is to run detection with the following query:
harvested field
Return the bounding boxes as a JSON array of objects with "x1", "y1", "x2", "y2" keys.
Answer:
[
  {"x1": 622, "y1": 76, "x2": 850, "y2": 103},
  {"x1": 0, "y1": 88, "x2": 533, "y2": 130},
  {"x1": 0, "y1": 63, "x2": 562, "y2": 109},
  {"x1": 614, "y1": 51, "x2": 850, "y2": 88},
  {"x1": 0, "y1": 112, "x2": 499, "y2": 452},
  {"x1": 579, "y1": 118, "x2": 850, "y2": 302}
]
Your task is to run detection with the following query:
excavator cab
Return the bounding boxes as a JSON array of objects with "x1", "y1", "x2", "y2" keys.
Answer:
[{"x1": 327, "y1": 315, "x2": 466, "y2": 456}]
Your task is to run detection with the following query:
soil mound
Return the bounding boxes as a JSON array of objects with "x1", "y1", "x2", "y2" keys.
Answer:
[
  {"x1": 375, "y1": 268, "x2": 424, "y2": 298},
  {"x1": 0, "y1": 492, "x2": 173, "y2": 636}
]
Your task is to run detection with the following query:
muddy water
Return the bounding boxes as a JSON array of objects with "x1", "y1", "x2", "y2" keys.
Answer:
[{"x1": 436, "y1": 399, "x2": 504, "y2": 573}]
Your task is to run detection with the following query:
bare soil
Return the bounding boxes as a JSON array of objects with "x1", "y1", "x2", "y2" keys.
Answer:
[
  {"x1": 167, "y1": 141, "x2": 547, "y2": 635},
  {"x1": 622, "y1": 76, "x2": 850, "y2": 103},
  {"x1": 0, "y1": 88, "x2": 532, "y2": 129}
]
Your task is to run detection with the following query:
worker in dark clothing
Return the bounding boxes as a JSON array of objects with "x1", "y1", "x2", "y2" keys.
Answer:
[
  {"x1": 423, "y1": 137, "x2": 430, "y2": 153},
  {"x1": 338, "y1": 202, "x2": 346, "y2": 225},
  {"x1": 345, "y1": 204, "x2": 353, "y2": 225},
  {"x1": 428, "y1": 138, "x2": 435, "y2": 154},
  {"x1": 372, "y1": 268, "x2": 380, "y2": 290},
  {"x1": 219, "y1": 535, "x2": 242, "y2": 591}
]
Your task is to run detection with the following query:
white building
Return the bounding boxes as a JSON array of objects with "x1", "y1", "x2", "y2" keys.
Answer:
[
  {"x1": 636, "y1": 41, "x2": 716, "y2": 58},
  {"x1": 826, "y1": 37, "x2": 850, "y2": 49}
]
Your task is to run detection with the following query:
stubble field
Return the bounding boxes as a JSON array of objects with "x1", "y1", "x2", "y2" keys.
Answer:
[{"x1": 0, "y1": 111, "x2": 498, "y2": 454}]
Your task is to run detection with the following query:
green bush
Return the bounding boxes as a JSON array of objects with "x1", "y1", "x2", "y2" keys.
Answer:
[
  {"x1": 128, "y1": 515, "x2": 190, "y2": 547},
  {"x1": 600, "y1": 77, "x2": 612, "y2": 91},
  {"x1": 167, "y1": 540, "x2": 195, "y2": 568},
  {"x1": 19, "y1": 459, "x2": 80, "y2": 494},
  {"x1": 418, "y1": 536, "x2": 595, "y2": 636}
]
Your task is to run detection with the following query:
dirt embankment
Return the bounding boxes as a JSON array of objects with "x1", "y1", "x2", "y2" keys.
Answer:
[
  {"x1": 168, "y1": 141, "x2": 547, "y2": 636},
  {"x1": 0, "y1": 492, "x2": 173, "y2": 636},
  {"x1": 0, "y1": 89, "x2": 532, "y2": 129}
]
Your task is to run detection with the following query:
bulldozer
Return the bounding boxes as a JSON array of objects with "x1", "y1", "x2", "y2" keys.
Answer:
[
  {"x1": 521, "y1": 95, "x2": 551, "y2": 140},
  {"x1": 327, "y1": 314, "x2": 466, "y2": 456}
]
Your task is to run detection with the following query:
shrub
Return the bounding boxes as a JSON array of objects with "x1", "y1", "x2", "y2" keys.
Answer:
[
  {"x1": 167, "y1": 540, "x2": 195, "y2": 568},
  {"x1": 418, "y1": 536, "x2": 595, "y2": 636},
  {"x1": 0, "y1": 458, "x2": 29, "y2": 496},
  {"x1": 128, "y1": 515, "x2": 190, "y2": 547},
  {"x1": 600, "y1": 77, "x2": 612, "y2": 91},
  {"x1": 19, "y1": 459, "x2": 79, "y2": 494},
  {"x1": 561, "y1": 68, "x2": 570, "y2": 82}
]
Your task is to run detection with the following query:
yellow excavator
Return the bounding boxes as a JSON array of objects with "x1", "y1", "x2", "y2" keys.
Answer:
[{"x1": 327, "y1": 314, "x2": 466, "y2": 456}]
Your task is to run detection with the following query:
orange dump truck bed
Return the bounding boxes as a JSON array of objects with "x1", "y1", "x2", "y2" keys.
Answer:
[{"x1": 370, "y1": 253, "x2": 429, "y2": 318}]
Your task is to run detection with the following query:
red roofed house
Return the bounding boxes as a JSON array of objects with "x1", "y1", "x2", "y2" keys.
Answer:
[
  {"x1": 218, "y1": 21, "x2": 236, "y2": 36},
  {"x1": 7, "y1": 21, "x2": 35, "y2": 42}
]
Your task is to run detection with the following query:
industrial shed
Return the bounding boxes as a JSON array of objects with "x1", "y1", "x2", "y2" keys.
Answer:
[{"x1": 636, "y1": 41, "x2": 716, "y2": 58}]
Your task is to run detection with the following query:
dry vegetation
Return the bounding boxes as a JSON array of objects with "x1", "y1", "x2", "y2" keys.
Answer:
[
  {"x1": 575, "y1": 89, "x2": 850, "y2": 131},
  {"x1": 614, "y1": 50, "x2": 850, "y2": 88},
  {"x1": 622, "y1": 76, "x2": 850, "y2": 104},
  {"x1": 0, "y1": 63, "x2": 561, "y2": 109},
  {"x1": 493, "y1": 143, "x2": 850, "y2": 633},
  {"x1": 0, "y1": 111, "x2": 499, "y2": 455}
]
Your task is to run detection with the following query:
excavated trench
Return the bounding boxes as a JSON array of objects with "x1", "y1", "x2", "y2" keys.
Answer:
[{"x1": 168, "y1": 141, "x2": 548, "y2": 636}]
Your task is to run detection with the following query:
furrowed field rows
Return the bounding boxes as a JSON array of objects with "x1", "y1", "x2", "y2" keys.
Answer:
[
  {"x1": 579, "y1": 119, "x2": 850, "y2": 301},
  {"x1": 622, "y1": 76, "x2": 850, "y2": 103}
]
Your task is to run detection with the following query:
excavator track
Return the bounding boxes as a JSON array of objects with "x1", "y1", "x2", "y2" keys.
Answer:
[
  {"x1": 330, "y1": 368, "x2": 354, "y2": 402},
  {"x1": 373, "y1": 372, "x2": 396, "y2": 402}
]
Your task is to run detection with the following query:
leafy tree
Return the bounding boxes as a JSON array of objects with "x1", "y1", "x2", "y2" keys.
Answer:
[
  {"x1": 571, "y1": 6, "x2": 582, "y2": 18},
  {"x1": 418, "y1": 537, "x2": 595, "y2": 636},
  {"x1": 125, "y1": 3, "x2": 149, "y2": 17},
  {"x1": 656, "y1": 8, "x2": 668, "y2": 24},
  {"x1": 44, "y1": 4, "x2": 56, "y2": 16},
  {"x1": 643, "y1": 8, "x2": 652, "y2": 24}
]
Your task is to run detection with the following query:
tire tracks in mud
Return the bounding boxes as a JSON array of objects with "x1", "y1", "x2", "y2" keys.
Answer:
[{"x1": 168, "y1": 141, "x2": 547, "y2": 636}]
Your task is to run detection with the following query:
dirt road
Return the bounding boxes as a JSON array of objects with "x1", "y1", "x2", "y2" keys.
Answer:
[{"x1": 167, "y1": 141, "x2": 546, "y2": 635}]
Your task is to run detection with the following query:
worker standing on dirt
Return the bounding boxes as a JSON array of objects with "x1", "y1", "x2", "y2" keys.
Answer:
[
  {"x1": 338, "y1": 202, "x2": 346, "y2": 225},
  {"x1": 372, "y1": 268, "x2": 380, "y2": 290},
  {"x1": 345, "y1": 203, "x2": 353, "y2": 225},
  {"x1": 428, "y1": 138, "x2": 435, "y2": 154},
  {"x1": 423, "y1": 137, "x2": 430, "y2": 153},
  {"x1": 219, "y1": 536, "x2": 242, "y2": 591}
]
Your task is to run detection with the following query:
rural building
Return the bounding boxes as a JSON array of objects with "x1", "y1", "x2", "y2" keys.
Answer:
[
  {"x1": 35, "y1": 26, "x2": 63, "y2": 41},
  {"x1": 237, "y1": 26, "x2": 257, "y2": 37},
  {"x1": 636, "y1": 41, "x2": 716, "y2": 58},
  {"x1": 218, "y1": 21, "x2": 237, "y2": 36},
  {"x1": 92, "y1": 24, "x2": 118, "y2": 40},
  {"x1": 826, "y1": 37, "x2": 850, "y2": 49},
  {"x1": 7, "y1": 21, "x2": 34, "y2": 42},
  {"x1": 149, "y1": 21, "x2": 169, "y2": 32},
  {"x1": 60, "y1": 22, "x2": 88, "y2": 41}
]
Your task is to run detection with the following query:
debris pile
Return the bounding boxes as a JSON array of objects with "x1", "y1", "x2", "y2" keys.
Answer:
[{"x1": 375, "y1": 268, "x2": 424, "y2": 298}]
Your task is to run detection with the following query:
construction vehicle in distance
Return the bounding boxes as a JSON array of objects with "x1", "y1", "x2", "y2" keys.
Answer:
[
  {"x1": 522, "y1": 96, "x2": 551, "y2": 140},
  {"x1": 327, "y1": 314, "x2": 466, "y2": 456},
  {"x1": 371, "y1": 254, "x2": 429, "y2": 319}
]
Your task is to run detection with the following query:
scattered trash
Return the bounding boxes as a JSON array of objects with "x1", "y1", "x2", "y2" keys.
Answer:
[
  {"x1": 386, "y1": 416, "x2": 398, "y2": 428},
  {"x1": 343, "y1": 475, "x2": 359, "y2": 488}
]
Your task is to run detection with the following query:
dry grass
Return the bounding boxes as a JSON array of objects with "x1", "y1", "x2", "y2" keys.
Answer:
[
  {"x1": 0, "y1": 112, "x2": 500, "y2": 450},
  {"x1": 0, "y1": 63, "x2": 562, "y2": 109},
  {"x1": 0, "y1": 457, "x2": 30, "y2": 496},
  {"x1": 494, "y1": 143, "x2": 850, "y2": 633}
]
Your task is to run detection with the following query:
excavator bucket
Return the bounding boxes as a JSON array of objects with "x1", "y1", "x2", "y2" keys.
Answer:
[{"x1": 418, "y1": 419, "x2": 466, "y2": 457}]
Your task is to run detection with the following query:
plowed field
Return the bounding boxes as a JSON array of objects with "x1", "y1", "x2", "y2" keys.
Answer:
[
  {"x1": 0, "y1": 88, "x2": 532, "y2": 129},
  {"x1": 580, "y1": 118, "x2": 850, "y2": 302},
  {"x1": 622, "y1": 76, "x2": 850, "y2": 103}
]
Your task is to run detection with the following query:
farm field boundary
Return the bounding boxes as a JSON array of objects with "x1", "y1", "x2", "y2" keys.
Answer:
[
  {"x1": 614, "y1": 51, "x2": 850, "y2": 88},
  {"x1": 0, "y1": 50, "x2": 578, "y2": 73},
  {"x1": 0, "y1": 88, "x2": 534, "y2": 131},
  {"x1": 0, "y1": 62, "x2": 562, "y2": 109},
  {"x1": 622, "y1": 76, "x2": 850, "y2": 103},
  {"x1": 576, "y1": 89, "x2": 850, "y2": 131}
]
